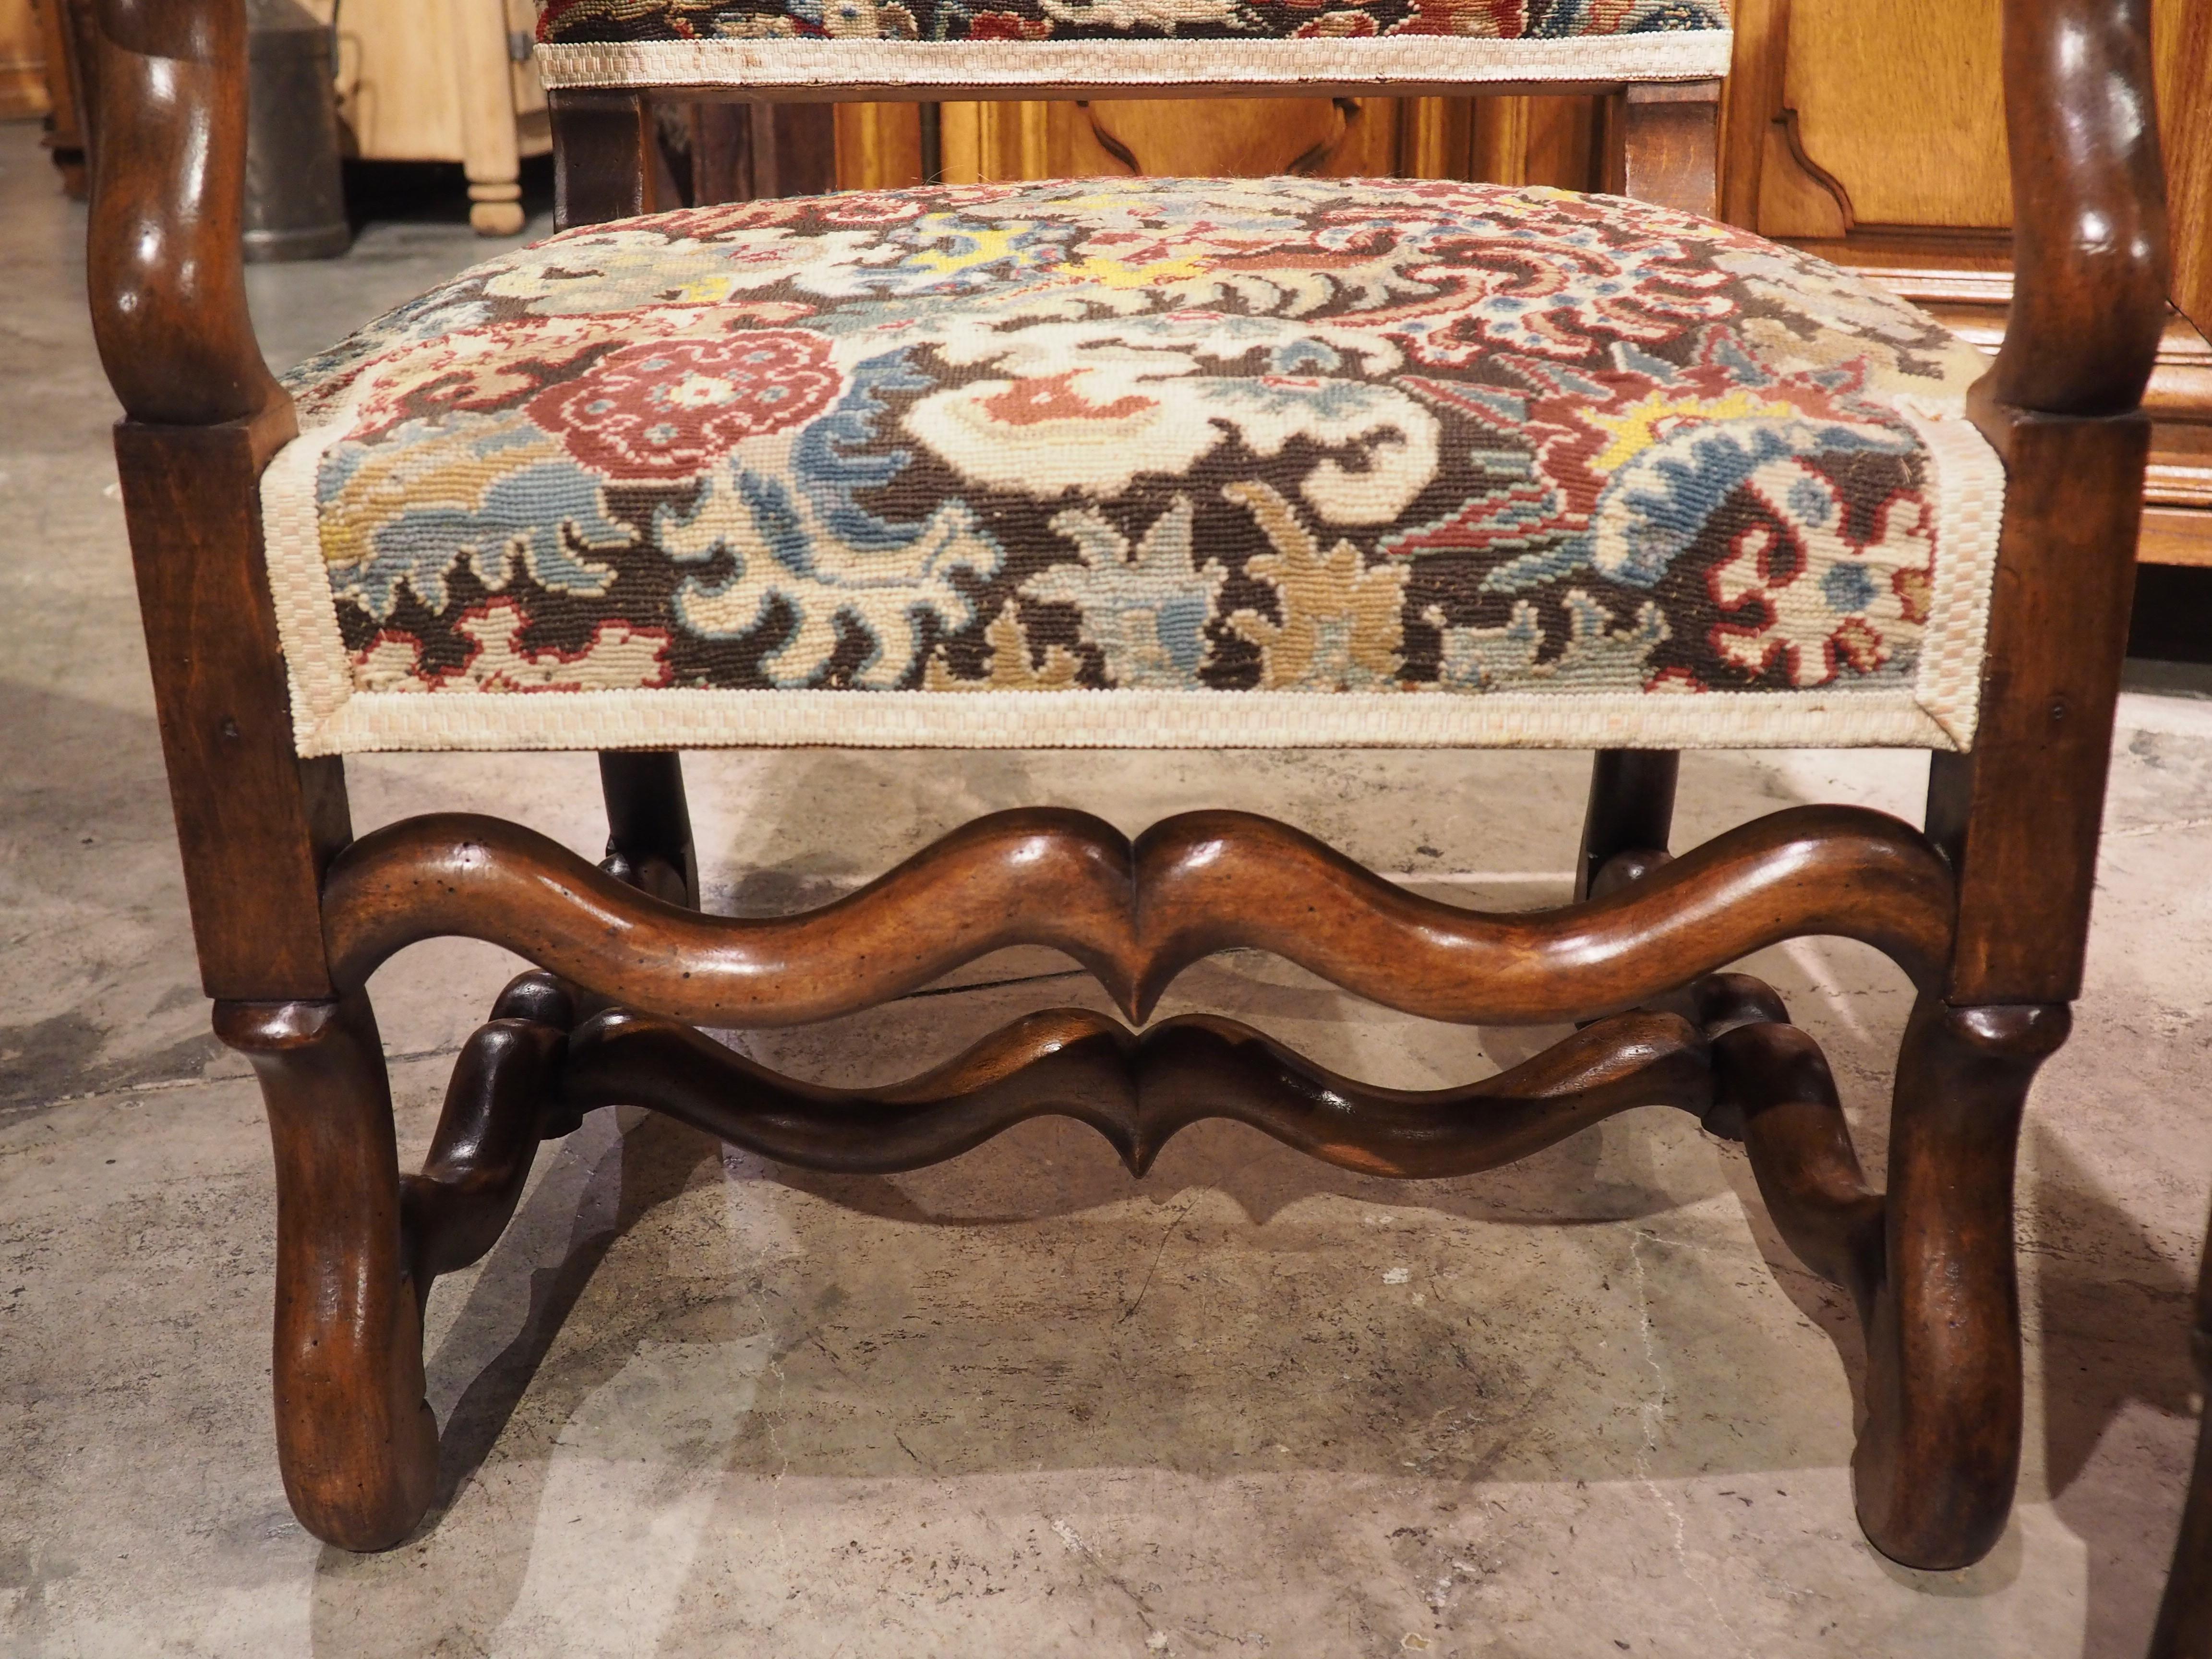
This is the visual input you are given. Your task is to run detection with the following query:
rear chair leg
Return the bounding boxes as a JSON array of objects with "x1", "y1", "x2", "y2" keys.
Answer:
[
  {"x1": 1576, "y1": 748, "x2": 1679, "y2": 901},
  {"x1": 216, "y1": 994, "x2": 438, "y2": 1552},
  {"x1": 1853, "y1": 997, "x2": 2071, "y2": 1569},
  {"x1": 599, "y1": 751, "x2": 699, "y2": 909}
]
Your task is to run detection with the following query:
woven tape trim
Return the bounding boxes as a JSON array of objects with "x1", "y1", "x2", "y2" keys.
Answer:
[
  {"x1": 254, "y1": 235, "x2": 2005, "y2": 762},
  {"x1": 533, "y1": 32, "x2": 1734, "y2": 90},
  {"x1": 261, "y1": 407, "x2": 361, "y2": 744},
  {"x1": 288, "y1": 684, "x2": 1954, "y2": 755},
  {"x1": 1899, "y1": 403, "x2": 2005, "y2": 750}
]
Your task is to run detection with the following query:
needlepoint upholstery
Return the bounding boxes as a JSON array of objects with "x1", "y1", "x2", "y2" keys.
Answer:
[
  {"x1": 260, "y1": 177, "x2": 2004, "y2": 756},
  {"x1": 530, "y1": 0, "x2": 1734, "y2": 90}
]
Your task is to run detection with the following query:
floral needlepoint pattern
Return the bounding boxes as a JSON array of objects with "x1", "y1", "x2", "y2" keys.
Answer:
[
  {"x1": 261, "y1": 177, "x2": 2004, "y2": 755},
  {"x1": 535, "y1": 0, "x2": 1727, "y2": 47}
]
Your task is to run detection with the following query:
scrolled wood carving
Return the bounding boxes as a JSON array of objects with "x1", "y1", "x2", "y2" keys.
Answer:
[
  {"x1": 1985, "y1": 0, "x2": 2171, "y2": 416},
  {"x1": 322, "y1": 805, "x2": 1955, "y2": 1033},
  {"x1": 87, "y1": 0, "x2": 292, "y2": 435}
]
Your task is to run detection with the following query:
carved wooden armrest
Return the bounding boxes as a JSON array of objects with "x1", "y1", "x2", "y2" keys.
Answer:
[
  {"x1": 87, "y1": 0, "x2": 293, "y2": 442},
  {"x1": 1984, "y1": 0, "x2": 2172, "y2": 418}
]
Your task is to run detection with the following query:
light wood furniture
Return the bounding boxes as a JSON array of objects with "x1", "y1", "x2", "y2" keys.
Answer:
[{"x1": 317, "y1": 0, "x2": 550, "y2": 233}]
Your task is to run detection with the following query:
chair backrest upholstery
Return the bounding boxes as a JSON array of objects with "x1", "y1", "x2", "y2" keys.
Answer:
[{"x1": 532, "y1": 0, "x2": 1733, "y2": 96}]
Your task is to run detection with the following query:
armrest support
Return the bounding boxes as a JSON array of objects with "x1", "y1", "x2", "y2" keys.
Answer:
[
  {"x1": 88, "y1": 0, "x2": 292, "y2": 437},
  {"x1": 1983, "y1": 0, "x2": 2171, "y2": 417}
]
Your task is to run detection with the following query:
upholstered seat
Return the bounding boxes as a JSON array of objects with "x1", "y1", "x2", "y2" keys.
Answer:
[
  {"x1": 263, "y1": 175, "x2": 2002, "y2": 755},
  {"x1": 531, "y1": 0, "x2": 1736, "y2": 92}
]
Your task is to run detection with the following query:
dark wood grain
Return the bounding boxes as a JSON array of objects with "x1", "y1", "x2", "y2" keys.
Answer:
[
  {"x1": 1616, "y1": 78, "x2": 1720, "y2": 217},
  {"x1": 1929, "y1": 409, "x2": 2149, "y2": 1006},
  {"x1": 597, "y1": 752, "x2": 699, "y2": 910},
  {"x1": 216, "y1": 996, "x2": 438, "y2": 1553},
  {"x1": 320, "y1": 804, "x2": 1955, "y2": 1030},
  {"x1": 1725, "y1": 1018, "x2": 1882, "y2": 1307},
  {"x1": 116, "y1": 421, "x2": 349, "y2": 1000},
  {"x1": 1574, "y1": 750, "x2": 1678, "y2": 902},
  {"x1": 401, "y1": 974, "x2": 578, "y2": 1288},
  {"x1": 560, "y1": 1004, "x2": 1713, "y2": 1179},
  {"x1": 1983, "y1": 0, "x2": 2170, "y2": 417},
  {"x1": 85, "y1": 0, "x2": 2172, "y2": 1579},
  {"x1": 551, "y1": 87, "x2": 651, "y2": 230},
  {"x1": 86, "y1": 0, "x2": 289, "y2": 431}
]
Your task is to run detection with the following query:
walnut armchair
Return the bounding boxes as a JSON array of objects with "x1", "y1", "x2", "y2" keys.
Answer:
[{"x1": 87, "y1": 0, "x2": 2167, "y2": 1573}]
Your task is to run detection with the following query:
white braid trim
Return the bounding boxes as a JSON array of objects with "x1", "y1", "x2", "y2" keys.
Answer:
[{"x1": 533, "y1": 31, "x2": 1734, "y2": 92}]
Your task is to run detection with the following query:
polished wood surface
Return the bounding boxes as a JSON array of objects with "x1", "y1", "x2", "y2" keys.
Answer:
[
  {"x1": 1983, "y1": 0, "x2": 2170, "y2": 420},
  {"x1": 320, "y1": 804, "x2": 1956, "y2": 1030},
  {"x1": 87, "y1": 0, "x2": 288, "y2": 429},
  {"x1": 1933, "y1": 410, "x2": 2151, "y2": 1005},
  {"x1": 216, "y1": 996, "x2": 439, "y2": 1553},
  {"x1": 565, "y1": 1004, "x2": 1714, "y2": 1179},
  {"x1": 1853, "y1": 999, "x2": 2068, "y2": 1569},
  {"x1": 115, "y1": 421, "x2": 347, "y2": 1002}
]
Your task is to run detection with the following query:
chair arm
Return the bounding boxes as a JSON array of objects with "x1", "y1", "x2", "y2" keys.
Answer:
[
  {"x1": 1983, "y1": 0, "x2": 2172, "y2": 418},
  {"x1": 87, "y1": 0, "x2": 292, "y2": 435}
]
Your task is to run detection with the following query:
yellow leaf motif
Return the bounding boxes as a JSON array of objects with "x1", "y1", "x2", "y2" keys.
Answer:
[
  {"x1": 925, "y1": 602, "x2": 1085, "y2": 692},
  {"x1": 1222, "y1": 481, "x2": 1405, "y2": 691}
]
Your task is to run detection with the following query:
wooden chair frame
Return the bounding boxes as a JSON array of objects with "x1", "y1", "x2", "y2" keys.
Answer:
[{"x1": 87, "y1": 0, "x2": 2169, "y2": 1569}]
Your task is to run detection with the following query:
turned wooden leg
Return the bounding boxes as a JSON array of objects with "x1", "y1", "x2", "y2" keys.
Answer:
[
  {"x1": 598, "y1": 751, "x2": 698, "y2": 909},
  {"x1": 1852, "y1": 996, "x2": 2071, "y2": 1570},
  {"x1": 450, "y1": 0, "x2": 526, "y2": 236},
  {"x1": 216, "y1": 994, "x2": 438, "y2": 1552},
  {"x1": 1575, "y1": 749, "x2": 1679, "y2": 901}
]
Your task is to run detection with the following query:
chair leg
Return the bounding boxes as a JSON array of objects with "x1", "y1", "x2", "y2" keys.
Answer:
[
  {"x1": 1613, "y1": 80, "x2": 1722, "y2": 218},
  {"x1": 1575, "y1": 748, "x2": 1679, "y2": 901},
  {"x1": 216, "y1": 993, "x2": 439, "y2": 1552},
  {"x1": 1851, "y1": 996, "x2": 2071, "y2": 1570},
  {"x1": 598, "y1": 751, "x2": 699, "y2": 909}
]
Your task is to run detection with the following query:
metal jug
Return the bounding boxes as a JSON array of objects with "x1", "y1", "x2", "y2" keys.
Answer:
[{"x1": 243, "y1": 0, "x2": 350, "y2": 262}]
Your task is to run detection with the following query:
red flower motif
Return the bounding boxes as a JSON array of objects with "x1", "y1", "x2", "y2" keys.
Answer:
[
  {"x1": 966, "y1": 10, "x2": 1051, "y2": 38},
  {"x1": 530, "y1": 332, "x2": 841, "y2": 482}
]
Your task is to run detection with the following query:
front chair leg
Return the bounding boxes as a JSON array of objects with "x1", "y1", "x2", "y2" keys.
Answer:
[
  {"x1": 216, "y1": 994, "x2": 439, "y2": 1552},
  {"x1": 1853, "y1": 996, "x2": 2071, "y2": 1569}
]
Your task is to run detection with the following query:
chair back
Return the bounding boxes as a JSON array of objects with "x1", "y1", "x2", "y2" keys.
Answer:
[{"x1": 531, "y1": 0, "x2": 1735, "y2": 100}]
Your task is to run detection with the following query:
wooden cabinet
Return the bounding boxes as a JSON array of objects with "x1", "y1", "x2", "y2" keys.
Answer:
[{"x1": 320, "y1": 0, "x2": 551, "y2": 233}]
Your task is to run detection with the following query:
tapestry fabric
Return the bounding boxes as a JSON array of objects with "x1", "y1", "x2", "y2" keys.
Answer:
[
  {"x1": 530, "y1": 0, "x2": 1734, "y2": 88},
  {"x1": 260, "y1": 177, "x2": 2005, "y2": 756},
  {"x1": 538, "y1": 0, "x2": 1729, "y2": 44}
]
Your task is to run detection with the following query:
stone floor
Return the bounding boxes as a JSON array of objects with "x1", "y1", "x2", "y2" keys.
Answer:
[{"x1": 4, "y1": 117, "x2": 2212, "y2": 1658}]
